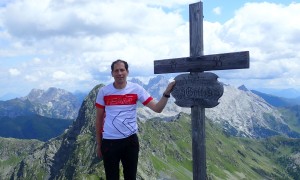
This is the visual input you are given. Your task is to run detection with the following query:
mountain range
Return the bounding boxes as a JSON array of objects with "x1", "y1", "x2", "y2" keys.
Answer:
[
  {"x1": 0, "y1": 87, "x2": 81, "y2": 119},
  {"x1": 0, "y1": 87, "x2": 82, "y2": 141},
  {"x1": 0, "y1": 75, "x2": 300, "y2": 179},
  {"x1": 135, "y1": 76, "x2": 300, "y2": 139}
]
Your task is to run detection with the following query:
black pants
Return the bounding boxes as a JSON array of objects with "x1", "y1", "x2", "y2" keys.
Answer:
[{"x1": 101, "y1": 134, "x2": 139, "y2": 180}]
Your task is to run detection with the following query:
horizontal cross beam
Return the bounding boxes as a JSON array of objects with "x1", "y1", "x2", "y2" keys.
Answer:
[{"x1": 154, "y1": 51, "x2": 249, "y2": 74}]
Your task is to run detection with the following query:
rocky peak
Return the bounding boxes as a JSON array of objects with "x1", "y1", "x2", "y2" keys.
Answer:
[
  {"x1": 238, "y1": 85, "x2": 249, "y2": 92},
  {"x1": 26, "y1": 88, "x2": 44, "y2": 101},
  {"x1": 26, "y1": 87, "x2": 76, "y2": 103},
  {"x1": 130, "y1": 78, "x2": 146, "y2": 87},
  {"x1": 145, "y1": 75, "x2": 168, "y2": 88},
  {"x1": 19, "y1": 87, "x2": 81, "y2": 119},
  {"x1": 145, "y1": 75, "x2": 170, "y2": 100}
]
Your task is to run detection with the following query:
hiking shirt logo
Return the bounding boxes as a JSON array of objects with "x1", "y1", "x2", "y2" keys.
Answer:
[
  {"x1": 112, "y1": 109, "x2": 136, "y2": 136},
  {"x1": 104, "y1": 94, "x2": 137, "y2": 105}
]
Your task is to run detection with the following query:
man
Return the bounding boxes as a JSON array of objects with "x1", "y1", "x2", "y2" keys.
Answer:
[{"x1": 95, "y1": 59, "x2": 175, "y2": 180}]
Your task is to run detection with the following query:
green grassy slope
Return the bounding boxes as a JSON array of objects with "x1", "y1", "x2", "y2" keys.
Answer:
[
  {"x1": 0, "y1": 138, "x2": 42, "y2": 178},
  {"x1": 138, "y1": 113, "x2": 299, "y2": 180}
]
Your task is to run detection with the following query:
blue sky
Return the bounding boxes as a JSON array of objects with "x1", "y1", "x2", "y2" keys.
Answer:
[
  {"x1": 202, "y1": 0, "x2": 293, "y2": 22},
  {"x1": 0, "y1": 0, "x2": 300, "y2": 99}
]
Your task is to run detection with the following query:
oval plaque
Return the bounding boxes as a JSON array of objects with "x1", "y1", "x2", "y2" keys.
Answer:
[{"x1": 171, "y1": 72, "x2": 224, "y2": 108}]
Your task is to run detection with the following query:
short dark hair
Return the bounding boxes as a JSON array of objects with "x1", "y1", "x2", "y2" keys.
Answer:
[{"x1": 111, "y1": 59, "x2": 129, "y2": 71}]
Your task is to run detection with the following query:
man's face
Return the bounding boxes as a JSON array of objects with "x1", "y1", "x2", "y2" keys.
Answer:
[{"x1": 111, "y1": 62, "x2": 128, "y2": 84}]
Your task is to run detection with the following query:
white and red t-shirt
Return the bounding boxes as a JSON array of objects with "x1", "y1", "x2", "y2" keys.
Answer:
[{"x1": 95, "y1": 82, "x2": 153, "y2": 139}]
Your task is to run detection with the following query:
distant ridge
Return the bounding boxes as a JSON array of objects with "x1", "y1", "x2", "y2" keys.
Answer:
[
  {"x1": 254, "y1": 88, "x2": 300, "y2": 99},
  {"x1": 251, "y1": 90, "x2": 300, "y2": 107}
]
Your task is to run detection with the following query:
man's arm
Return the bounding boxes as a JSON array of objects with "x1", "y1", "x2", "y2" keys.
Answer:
[
  {"x1": 146, "y1": 81, "x2": 175, "y2": 113},
  {"x1": 95, "y1": 107, "x2": 105, "y2": 158}
]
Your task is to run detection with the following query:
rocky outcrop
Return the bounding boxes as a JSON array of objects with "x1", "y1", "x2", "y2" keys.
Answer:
[{"x1": 0, "y1": 87, "x2": 81, "y2": 120}]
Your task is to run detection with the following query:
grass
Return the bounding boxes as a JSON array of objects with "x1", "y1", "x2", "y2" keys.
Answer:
[{"x1": 138, "y1": 113, "x2": 297, "y2": 179}]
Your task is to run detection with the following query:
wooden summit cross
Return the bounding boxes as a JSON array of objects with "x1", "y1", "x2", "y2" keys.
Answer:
[{"x1": 154, "y1": 1, "x2": 249, "y2": 180}]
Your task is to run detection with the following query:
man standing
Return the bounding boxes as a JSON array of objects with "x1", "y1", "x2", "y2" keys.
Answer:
[{"x1": 95, "y1": 59, "x2": 175, "y2": 180}]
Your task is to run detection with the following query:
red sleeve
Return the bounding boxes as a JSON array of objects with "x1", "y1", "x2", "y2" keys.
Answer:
[
  {"x1": 142, "y1": 97, "x2": 153, "y2": 106},
  {"x1": 95, "y1": 103, "x2": 105, "y2": 109}
]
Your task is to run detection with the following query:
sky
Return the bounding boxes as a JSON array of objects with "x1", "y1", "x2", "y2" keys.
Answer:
[{"x1": 0, "y1": 0, "x2": 300, "y2": 99}]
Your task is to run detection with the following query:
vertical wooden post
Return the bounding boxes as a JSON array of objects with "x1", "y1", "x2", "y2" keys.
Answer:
[
  {"x1": 190, "y1": 2, "x2": 203, "y2": 57},
  {"x1": 190, "y1": 2, "x2": 206, "y2": 180},
  {"x1": 154, "y1": 2, "x2": 249, "y2": 179}
]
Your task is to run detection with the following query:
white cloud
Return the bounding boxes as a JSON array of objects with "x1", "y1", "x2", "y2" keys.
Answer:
[
  {"x1": 52, "y1": 71, "x2": 67, "y2": 80},
  {"x1": 204, "y1": 2, "x2": 300, "y2": 90},
  {"x1": 33, "y1": 57, "x2": 41, "y2": 63},
  {"x1": 9, "y1": 68, "x2": 20, "y2": 76},
  {"x1": 0, "y1": 1, "x2": 300, "y2": 97},
  {"x1": 25, "y1": 75, "x2": 39, "y2": 82}
]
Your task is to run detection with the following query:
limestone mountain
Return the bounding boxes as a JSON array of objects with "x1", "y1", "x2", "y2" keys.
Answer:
[
  {"x1": 22, "y1": 87, "x2": 81, "y2": 119},
  {"x1": 206, "y1": 85, "x2": 300, "y2": 138},
  {"x1": 0, "y1": 87, "x2": 81, "y2": 141},
  {"x1": 145, "y1": 75, "x2": 171, "y2": 101},
  {"x1": 0, "y1": 87, "x2": 81, "y2": 120},
  {"x1": 137, "y1": 76, "x2": 300, "y2": 139}
]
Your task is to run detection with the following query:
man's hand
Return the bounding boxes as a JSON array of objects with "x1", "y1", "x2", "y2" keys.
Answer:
[
  {"x1": 164, "y1": 81, "x2": 176, "y2": 95},
  {"x1": 96, "y1": 144, "x2": 102, "y2": 158},
  {"x1": 95, "y1": 108, "x2": 104, "y2": 159}
]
